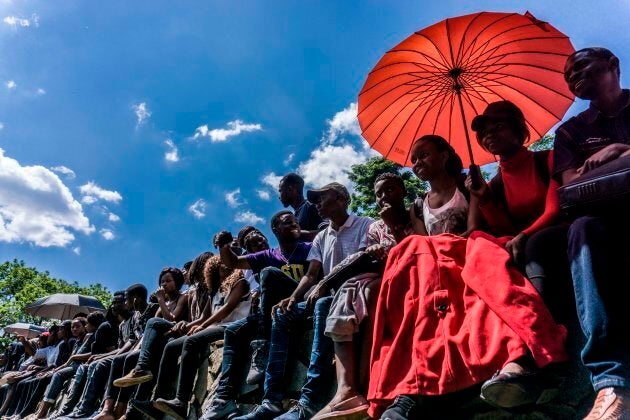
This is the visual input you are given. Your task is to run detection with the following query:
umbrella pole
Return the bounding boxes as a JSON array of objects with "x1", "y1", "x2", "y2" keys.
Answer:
[{"x1": 454, "y1": 85, "x2": 482, "y2": 188}]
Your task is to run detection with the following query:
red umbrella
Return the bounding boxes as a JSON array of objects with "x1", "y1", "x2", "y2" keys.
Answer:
[{"x1": 358, "y1": 11, "x2": 575, "y2": 167}]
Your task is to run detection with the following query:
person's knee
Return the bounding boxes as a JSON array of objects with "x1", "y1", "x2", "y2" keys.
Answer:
[{"x1": 568, "y1": 216, "x2": 605, "y2": 244}]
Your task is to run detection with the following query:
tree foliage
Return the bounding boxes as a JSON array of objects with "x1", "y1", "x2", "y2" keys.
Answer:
[
  {"x1": 348, "y1": 157, "x2": 428, "y2": 218},
  {"x1": 528, "y1": 134, "x2": 555, "y2": 151},
  {"x1": 0, "y1": 259, "x2": 112, "y2": 329}
]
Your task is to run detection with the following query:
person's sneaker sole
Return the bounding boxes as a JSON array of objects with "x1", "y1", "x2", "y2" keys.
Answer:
[
  {"x1": 113, "y1": 372, "x2": 153, "y2": 388},
  {"x1": 153, "y1": 401, "x2": 186, "y2": 420}
]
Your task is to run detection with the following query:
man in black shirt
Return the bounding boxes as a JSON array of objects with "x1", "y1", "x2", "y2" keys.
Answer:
[
  {"x1": 553, "y1": 47, "x2": 630, "y2": 420},
  {"x1": 278, "y1": 173, "x2": 326, "y2": 241}
]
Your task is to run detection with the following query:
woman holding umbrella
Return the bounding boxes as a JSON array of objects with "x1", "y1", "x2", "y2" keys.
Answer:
[{"x1": 466, "y1": 100, "x2": 572, "y2": 408}]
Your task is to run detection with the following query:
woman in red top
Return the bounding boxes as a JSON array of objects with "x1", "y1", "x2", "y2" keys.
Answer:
[{"x1": 466, "y1": 100, "x2": 571, "y2": 409}]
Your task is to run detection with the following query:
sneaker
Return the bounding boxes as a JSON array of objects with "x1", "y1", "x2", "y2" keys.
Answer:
[
  {"x1": 232, "y1": 402, "x2": 282, "y2": 420},
  {"x1": 380, "y1": 395, "x2": 416, "y2": 420},
  {"x1": 275, "y1": 402, "x2": 316, "y2": 420},
  {"x1": 153, "y1": 398, "x2": 188, "y2": 420},
  {"x1": 246, "y1": 340, "x2": 269, "y2": 384},
  {"x1": 584, "y1": 387, "x2": 630, "y2": 420},
  {"x1": 113, "y1": 368, "x2": 153, "y2": 387},
  {"x1": 201, "y1": 399, "x2": 239, "y2": 420},
  {"x1": 129, "y1": 399, "x2": 164, "y2": 420},
  {"x1": 480, "y1": 370, "x2": 558, "y2": 408}
]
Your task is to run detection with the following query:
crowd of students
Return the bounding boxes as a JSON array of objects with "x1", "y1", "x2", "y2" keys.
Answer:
[{"x1": 0, "y1": 46, "x2": 628, "y2": 420}]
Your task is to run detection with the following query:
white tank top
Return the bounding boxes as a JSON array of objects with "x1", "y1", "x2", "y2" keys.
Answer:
[{"x1": 421, "y1": 188, "x2": 469, "y2": 235}]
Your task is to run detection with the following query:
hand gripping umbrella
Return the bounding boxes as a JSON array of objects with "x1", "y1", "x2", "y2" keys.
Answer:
[
  {"x1": 25, "y1": 293, "x2": 106, "y2": 320},
  {"x1": 358, "y1": 11, "x2": 575, "y2": 173}
]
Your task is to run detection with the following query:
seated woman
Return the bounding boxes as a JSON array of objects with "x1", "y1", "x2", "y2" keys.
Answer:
[
  {"x1": 155, "y1": 266, "x2": 189, "y2": 322},
  {"x1": 466, "y1": 100, "x2": 572, "y2": 408},
  {"x1": 150, "y1": 255, "x2": 250, "y2": 419},
  {"x1": 367, "y1": 135, "x2": 568, "y2": 419}
]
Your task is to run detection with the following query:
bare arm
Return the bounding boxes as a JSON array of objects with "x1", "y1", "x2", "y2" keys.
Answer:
[
  {"x1": 219, "y1": 244, "x2": 251, "y2": 270},
  {"x1": 196, "y1": 280, "x2": 249, "y2": 331},
  {"x1": 273, "y1": 261, "x2": 322, "y2": 316}
]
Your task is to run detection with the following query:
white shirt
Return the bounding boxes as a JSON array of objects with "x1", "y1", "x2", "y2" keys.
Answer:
[{"x1": 307, "y1": 214, "x2": 374, "y2": 276}]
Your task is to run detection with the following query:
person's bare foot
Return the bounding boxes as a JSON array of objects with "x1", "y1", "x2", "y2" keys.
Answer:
[{"x1": 92, "y1": 410, "x2": 115, "y2": 420}]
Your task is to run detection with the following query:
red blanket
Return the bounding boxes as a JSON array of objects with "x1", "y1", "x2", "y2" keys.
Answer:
[{"x1": 368, "y1": 232, "x2": 567, "y2": 416}]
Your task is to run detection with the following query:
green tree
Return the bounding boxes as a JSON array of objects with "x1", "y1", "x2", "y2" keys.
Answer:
[
  {"x1": 348, "y1": 157, "x2": 428, "y2": 218},
  {"x1": 528, "y1": 134, "x2": 555, "y2": 151},
  {"x1": 0, "y1": 259, "x2": 112, "y2": 328}
]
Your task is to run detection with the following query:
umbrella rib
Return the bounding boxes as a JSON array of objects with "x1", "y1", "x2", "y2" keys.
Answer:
[
  {"x1": 376, "y1": 77, "x2": 455, "y2": 155},
  {"x1": 465, "y1": 69, "x2": 574, "y2": 103},
  {"x1": 408, "y1": 32, "x2": 453, "y2": 69},
  {"x1": 385, "y1": 47, "x2": 450, "y2": 72},
  {"x1": 457, "y1": 13, "x2": 519, "y2": 67},
  {"x1": 460, "y1": 74, "x2": 563, "y2": 131},
  {"x1": 453, "y1": 11, "x2": 486, "y2": 68}
]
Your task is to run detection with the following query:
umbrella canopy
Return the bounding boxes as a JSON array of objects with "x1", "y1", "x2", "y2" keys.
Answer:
[
  {"x1": 3, "y1": 322, "x2": 47, "y2": 339},
  {"x1": 25, "y1": 293, "x2": 106, "y2": 320},
  {"x1": 358, "y1": 11, "x2": 575, "y2": 167}
]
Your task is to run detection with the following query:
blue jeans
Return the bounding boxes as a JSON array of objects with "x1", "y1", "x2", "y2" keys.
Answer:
[
  {"x1": 136, "y1": 317, "x2": 175, "y2": 372},
  {"x1": 215, "y1": 315, "x2": 258, "y2": 401},
  {"x1": 568, "y1": 215, "x2": 630, "y2": 391},
  {"x1": 263, "y1": 296, "x2": 334, "y2": 411},
  {"x1": 58, "y1": 363, "x2": 88, "y2": 415},
  {"x1": 43, "y1": 365, "x2": 77, "y2": 403},
  {"x1": 75, "y1": 357, "x2": 113, "y2": 414}
]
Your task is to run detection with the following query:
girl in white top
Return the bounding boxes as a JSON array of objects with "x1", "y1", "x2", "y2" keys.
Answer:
[{"x1": 409, "y1": 135, "x2": 470, "y2": 236}]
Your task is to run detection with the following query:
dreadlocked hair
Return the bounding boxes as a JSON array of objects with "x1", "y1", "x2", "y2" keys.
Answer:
[
  {"x1": 188, "y1": 251, "x2": 214, "y2": 290},
  {"x1": 203, "y1": 255, "x2": 244, "y2": 295}
]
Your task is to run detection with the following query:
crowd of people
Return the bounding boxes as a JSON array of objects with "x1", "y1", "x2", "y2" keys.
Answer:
[{"x1": 0, "y1": 46, "x2": 628, "y2": 420}]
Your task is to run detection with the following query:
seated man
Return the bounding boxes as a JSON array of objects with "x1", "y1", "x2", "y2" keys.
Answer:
[
  {"x1": 314, "y1": 172, "x2": 413, "y2": 420},
  {"x1": 554, "y1": 47, "x2": 630, "y2": 420},
  {"x1": 65, "y1": 288, "x2": 141, "y2": 418},
  {"x1": 234, "y1": 182, "x2": 373, "y2": 420},
  {"x1": 53, "y1": 299, "x2": 122, "y2": 417},
  {"x1": 201, "y1": 212, "x2": 312, "y2": 419}
]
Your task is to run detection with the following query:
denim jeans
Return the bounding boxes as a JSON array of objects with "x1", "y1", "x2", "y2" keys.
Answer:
[
  {"x1": 58, "y1": 363, "x2": 88, "y2": 415},
  {"x1": 259, "y1": 267, "x2": 299, "y2": 337},
  {"x1": 136, "y1": 317, "x2": 175, "y2": 372},
  {"x1": 105, "y1": 350, "x2": 140, "y2": 403},
  {"x1": 568, "y1": 215, "x2": 630, "y2": 391},
  {"x1": 263, "y1": 296, "x2": 335, "y2": 411},
  {"x1": 75, "y1": 357, "x2": 113, "y2": 414},
  {"x1": 215, "y1": 315, "x2": 258, "y2": 401},
  {"x1": 154, "y1": 325, "x2": 226, "y2": 401},
  {"x1": 43, "y1": 365, "x2": 77, "y2": 403}
]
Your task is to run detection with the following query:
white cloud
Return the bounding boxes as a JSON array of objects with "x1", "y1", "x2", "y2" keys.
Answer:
[
  {"x1": 188, "y1": 199, "x2": 207, "y2": 219},
  {"x1": 323, "y1": 102, "x2": 361, "y2": 145},
  {"x1": 284, "y1": 153, "x2": 295, "y2": 166},
  {"x1": 193, "y1": 119, "x2": 262, "y2": 142},
  {"x1": 5, "y1": 80, "x2": 16, "y2": 90},
  {"x1": 72, "y1": 246, "x2": 81, "y2": 255},
  {"x1": 108, "y1": 212, "x2": 120, "y2": 222},
  {"x1": 225, "y1": 188, "x2": 244, "y2": 208},
  {"x1": 50, "y1": 165, "x2": 76, "y2": 180},
  {"x1": 296, "y1": 103, "x2": 376, "y2": 189},
  {"x1": 0, "y1": 148, "x2": 94, "y2": 247},
  {"x1": 100, "y1": 228, "x2": 115, "y2": 240},
  {"x1": 81, "y1": 196, "x2": 97, "y2": 205},
  {"x1": 297, "y1": 144, "x2": 374, "y2": 188},
  {"x1": 256, "y1": 189, "x2": 271, "y2": 201},
  {"x1": 164, "y1": 139, "x2": 179, "y2": 163},
  {"x1": 0, "y1": 122, "x2": 4, "y2": 130},
  {"x1": 79, "y1": 182, "x2": 122, "y2": 204},
  {"x1": 3, "y1": 14, "x2": 38, "y2": 28},
  {"x1": 235, "y1": 210, "x2": 264, "y2": 225},
  {"x1": 132, "y1": 102, "x2": 151, "y2": 128},
  {"x1": 36, "y1": 88, "x2": 46, "y2": 95},
  {"x1": 261, "y1": 172, "x2": 282, "y2": 189}
]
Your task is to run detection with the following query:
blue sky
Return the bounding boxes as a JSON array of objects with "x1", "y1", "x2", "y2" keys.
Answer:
[{"x1": 1, "y1": 0, "x2": 628, "y2": 295}]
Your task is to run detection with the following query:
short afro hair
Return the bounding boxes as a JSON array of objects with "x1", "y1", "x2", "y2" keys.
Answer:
[
  {"x1": 271, "y1": 210, "x2": 294, "y2": 230},
  {"x1": 374, "y1": 172, "x2": 406, "y2": 192},
  {"x1": 280, "y1": 173, "x2": 305, "y2": 190},
  {"x1": 125, "y1": 283, "x2": 148, "y2": 302}
]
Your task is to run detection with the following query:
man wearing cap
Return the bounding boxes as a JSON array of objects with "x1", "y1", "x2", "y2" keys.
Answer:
[
  {"x1": 234, "y1": 182, "x2": 373, "y2": 420},
  {"x1": 554, "y1": 47, "x2": 630, "y2": 420}
]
